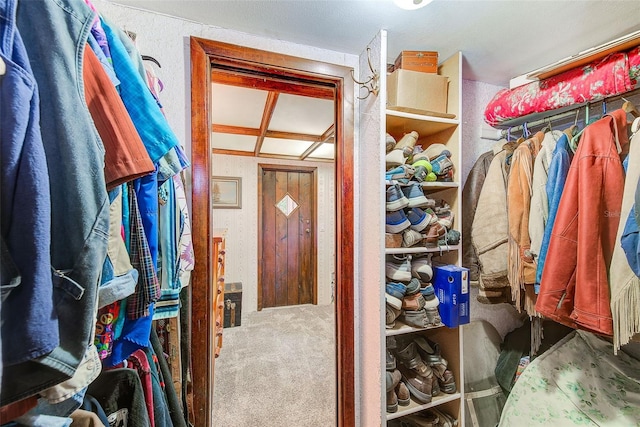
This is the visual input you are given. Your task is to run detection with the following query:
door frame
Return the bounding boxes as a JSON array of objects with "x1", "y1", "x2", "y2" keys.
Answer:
[
  {"x1": 190, "y1": 37, "x2": 355, "y2": 427},
  {"x1": 257, "y1": 164, "x2": 318, "y2": 311}
]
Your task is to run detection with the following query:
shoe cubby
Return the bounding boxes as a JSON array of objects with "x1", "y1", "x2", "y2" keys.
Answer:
[
  {"x1": 386, "y1": 328, "x2": 462, "y2": 421},
  {"x1": 383, "y1": 52, "x2": 464, "y2": 425}
]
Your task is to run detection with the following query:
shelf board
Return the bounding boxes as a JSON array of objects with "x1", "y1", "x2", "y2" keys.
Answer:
[
  {"x1": 385, "y1": 320, "x2": 445, "y2": 336},
  {"x1": 386, "y1": 109, "x2": 459, "y2": 139},
  {"x1": 385, "y1": 180, "x2": 459, "y2": 190},
  {"x1": 385, "y1": 244, "x2": 460, "y2": 255},
  {"x1": 386, "y1": 392, "x2": 462, "y2": 420}
]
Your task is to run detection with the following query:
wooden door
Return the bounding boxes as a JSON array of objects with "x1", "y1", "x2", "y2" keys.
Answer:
[{"x1": 259, "y1": 165, "x2": 316, "y2": 310}]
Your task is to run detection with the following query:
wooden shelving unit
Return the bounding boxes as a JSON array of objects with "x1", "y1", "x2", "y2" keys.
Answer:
[{"x1": 383, "y1": 52, "x2": 464, "y2": 425}]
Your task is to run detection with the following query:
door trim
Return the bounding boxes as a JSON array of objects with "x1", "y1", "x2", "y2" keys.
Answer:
[
  {"x1": 257, "y1": 164, "x2": 318, "y2": 311},
  {"x1": 190, "y1": 37, "x2": 355, "y2": 427}
]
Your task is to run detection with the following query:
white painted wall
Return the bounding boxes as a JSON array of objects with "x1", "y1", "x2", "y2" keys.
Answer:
[{"x1": 212, "y1": 154, "x2": 335, "y2": 318}]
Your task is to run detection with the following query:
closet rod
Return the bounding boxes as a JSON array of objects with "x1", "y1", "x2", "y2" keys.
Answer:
[{"x1": 496, "y1": 85, "x2": 640, "y2": 138}]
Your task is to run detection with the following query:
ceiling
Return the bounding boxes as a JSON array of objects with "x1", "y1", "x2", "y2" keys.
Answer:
[
  {"x1": 112, "y1": 0, "x2": 640, "y2": 160},
  {"x1": 209, "y1": 71, "x2": 335, "y2": 161}
]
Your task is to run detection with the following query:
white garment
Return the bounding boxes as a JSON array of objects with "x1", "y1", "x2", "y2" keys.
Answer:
[{"x1": 528, "y1": 130, "x2": 563, "y2": 263}]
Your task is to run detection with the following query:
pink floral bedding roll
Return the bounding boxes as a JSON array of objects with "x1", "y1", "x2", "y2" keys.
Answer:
[{"x1": 484, "y1": 46, "x2": 640, "y2": 127}]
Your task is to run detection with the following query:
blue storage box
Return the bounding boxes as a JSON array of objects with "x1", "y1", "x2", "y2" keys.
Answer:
[{"x1": 433, "y1": 265, "x2": 470, "y2": 328}]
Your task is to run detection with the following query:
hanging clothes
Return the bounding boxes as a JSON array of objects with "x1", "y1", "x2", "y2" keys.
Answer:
[
  {"x1": 609, "y1": 117, "x2": 640, "y2": 352},
  {"x1": 472, "y1": 140, "x2": 518, "y2": 303},
  {"x1": 528, "y1": 130, "x2": 564, "y2": 269},
  {"x1": 534, "y1": 133, "x2": 574, "y2": 293},
  {"x1": 4, "y1": 0, "x2": 110, "y2": 406},
  {"x1": 462, "y1": 148, "x2": 495, "y2": 285},
  {"x1": 0, "y1": 0, "x2": 56, "y2": 390},
  {"x1": 507, "y1": 131, "x2": 543, "y2": 314},
  {"x1": 536, "y1": 109, "x2": 629, "y2": 336}
]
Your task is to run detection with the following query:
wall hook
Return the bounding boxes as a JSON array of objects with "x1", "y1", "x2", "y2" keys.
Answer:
[{"x1": 351, "y1": 47, "x2": 379, "y2": 100}]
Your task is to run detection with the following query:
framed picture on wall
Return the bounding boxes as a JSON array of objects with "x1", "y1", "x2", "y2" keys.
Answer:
[{"x1": 212, "y1": 176, "x2": 242, "y2": 209}]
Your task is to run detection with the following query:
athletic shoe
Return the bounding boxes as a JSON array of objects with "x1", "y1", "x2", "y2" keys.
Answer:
[
  {"x1": 402, "y1": 229, "x2": 425, "y2": 247},
  {"x1": 386, "y1": 184, "x2": 410, "y2": 212},
  {"x1": 385, "y1": 210, "x2": 411, "y2": 233},
  {"x1": 394, "y1": 131, "x2": 419, "y2": 158},
  {"x1": 411, "y1": 255, "x2": 433, "y2": 282},
  {"x1": 400, "y1": 183, "x2": 432, "y2": 208},
  {"x1": 406, "y1": 207, "x2": 431, "y2": 232},
  {"x1": 386, "y1": 133, "x2": 397, "y2": 154},
  {"x1": 385, "y1": 255, "x2": 412, "y2": 282},
  {"x1": 385, "y1": 282, "x2": 407, "y2": 310},
  {"x1": 386, "y1": 164, "x2": 415, "y2": 183}
]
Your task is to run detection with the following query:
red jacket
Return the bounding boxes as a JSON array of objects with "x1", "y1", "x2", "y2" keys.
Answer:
[{"x1": 536, "y1": 109, "x2": 628, "y2": 335}]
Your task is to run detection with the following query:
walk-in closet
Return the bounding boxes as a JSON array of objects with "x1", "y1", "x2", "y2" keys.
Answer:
[{"x1": 2, "y1": 1, "x2": 640, "y2": 427}]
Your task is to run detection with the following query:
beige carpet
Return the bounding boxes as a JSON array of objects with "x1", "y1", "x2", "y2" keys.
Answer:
[{"x1": 212, "y1": 304, "x2": 336, "y2": 427}]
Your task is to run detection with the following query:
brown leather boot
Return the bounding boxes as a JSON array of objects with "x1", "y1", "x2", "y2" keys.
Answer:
[{"x1": 396, "y1": 381, "x2": 410, "y2": 406}]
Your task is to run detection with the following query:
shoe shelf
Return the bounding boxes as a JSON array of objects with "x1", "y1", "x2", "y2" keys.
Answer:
[
  {"x1": 382, "y1": 52, "x2": 464, "y2": 426},
  {"x1": 386, "y1": 392, "x2": 462, "y2": 421},
  {"x1": 385, "y1": 244, "x2": 460, "y2": 255},
  {"x1": 386, "y1": 320, "x2": 445, "y2": 337},
  {"x1": 386, "y1": 109, "x2": 459, "y2": 138}
]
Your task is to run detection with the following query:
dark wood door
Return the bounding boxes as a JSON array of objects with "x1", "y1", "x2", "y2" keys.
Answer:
[{"x1": 259, "y1": 165, "x2": 316, "y2": 310}]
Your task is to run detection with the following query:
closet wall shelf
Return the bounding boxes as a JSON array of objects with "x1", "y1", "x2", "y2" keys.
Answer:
[
  {"x1": 386, "y1": 392, "x2": 462, "y2": 420},
  {"x1": 386, "y1": 109, "x2": 459, "y2": 138},
  {"x1": 385, "y1": 245, "x2": 460, "y2": 255},
  {"x1": 386, "y1": 321, "x2": 445, "y2": 337},
  {"x1": 386, "y1": 180, "x2": 459, "y2": 190}
]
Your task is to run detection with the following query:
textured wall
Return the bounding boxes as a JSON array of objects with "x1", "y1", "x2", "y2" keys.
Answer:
[
  {"x1": 357, "y1": 30, "x2": 387, "y2": 426},
  {"x1": 460, "y1": 79, "x2": 504, "y2": 184},
  {"x1": 212, "y1": 154, "x2": 336, "y2": 316},
  {"x1": 460, "y1": 79, "x2": 526, "y2": 340}
]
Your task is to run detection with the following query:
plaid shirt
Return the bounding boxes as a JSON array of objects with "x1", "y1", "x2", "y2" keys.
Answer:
[{"x1": 127, "y1": 183, "x2": 161, "y2": 319}]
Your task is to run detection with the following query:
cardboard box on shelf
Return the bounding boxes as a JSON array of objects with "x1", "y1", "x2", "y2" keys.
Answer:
[
  {"x1": 387, "y1": 69, "x2": 451, "y2": 117},
  {"x1": 394, "y1": 50, "x2": 438, "y2": 73},
  {"x1": 433, "y1": 265, "x2": 470, "y2": 328}
]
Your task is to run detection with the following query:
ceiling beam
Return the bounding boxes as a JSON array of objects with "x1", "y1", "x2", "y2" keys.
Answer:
[
  {"x1": 300, "y1": 124, "x2": 336, "y2": 160},
  {"x1": 254, "y1": 91, "x2": 279, "y2": 156},
  {"x1": 211, "y1": 124, "x2": 260, "y2": 136},
  {"x1": 211, "y1": 124, "x2": 323, "y2": 142},
  {"x1": 320, "y1": 124, "x2": 335, "y2": 141},
  {"x1": 212, "y1": 69, "x2": 334, "y2": 100},
  {"x1": 212, "y1": 148, "x2": 255, "y2": 157},
  {"x1": 264, "y1": 130, "x2": 320, "y2": 142}
]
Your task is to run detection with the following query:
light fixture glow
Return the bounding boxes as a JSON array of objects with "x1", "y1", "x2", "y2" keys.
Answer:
[{"x1": 393, "y1": 0, "x2": 433, "y2": 10}]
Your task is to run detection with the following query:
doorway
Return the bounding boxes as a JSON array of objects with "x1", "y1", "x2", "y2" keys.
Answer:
[
  {"x1": 189, "y1": 37, "x2": 355, "y2": 427},
  {"x1": 258, "y1": 165, "x2": 317, "y2": 310}
]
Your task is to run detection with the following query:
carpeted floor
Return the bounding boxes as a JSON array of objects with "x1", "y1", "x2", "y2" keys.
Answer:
[{"x1": 212, "y1": 304, "x2": 336, "y2": 427}]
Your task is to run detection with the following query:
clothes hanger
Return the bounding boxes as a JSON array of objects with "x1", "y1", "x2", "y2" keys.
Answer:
[
  {"x1": 141, "y1": 55, "x2": 162, "y2": 68},
  {"x1": 622, "y1": 97, "x2": 640, "y2": 118},
  {"x1": 570, "y1": 103, "x2": 590, "y2": 153},
  {"x1": 562, "y1": 109, "x2": 580, "y2": 142}
]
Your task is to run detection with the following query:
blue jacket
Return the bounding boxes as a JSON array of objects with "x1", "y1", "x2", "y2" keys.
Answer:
[
  {"x1": 0, "y1": 0, "x2": 57, "y2": 369},
  {"x1": 535, "y1": 133, "x2": 572, "y2": 292}
]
